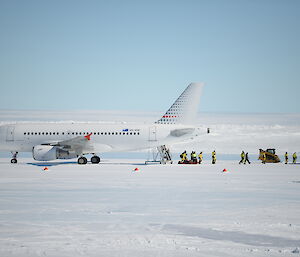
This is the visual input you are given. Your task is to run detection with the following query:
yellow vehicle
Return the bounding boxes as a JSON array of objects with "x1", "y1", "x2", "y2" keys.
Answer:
[{"x1": 259, "y1": 149, "x2": 281, "y2": 163}]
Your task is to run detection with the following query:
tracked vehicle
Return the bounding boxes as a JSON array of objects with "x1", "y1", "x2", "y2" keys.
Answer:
[{"x1": 259, "y1": 149, "x2": 281, "y2": 163}]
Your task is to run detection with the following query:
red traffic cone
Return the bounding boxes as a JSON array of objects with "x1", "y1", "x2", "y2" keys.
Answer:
[
  {"x1": 222, "y1": 168, "x2": 227, "y2": 172},
  {"x1": 134, "y1": 168, "x2": 139, "y2": 171}
]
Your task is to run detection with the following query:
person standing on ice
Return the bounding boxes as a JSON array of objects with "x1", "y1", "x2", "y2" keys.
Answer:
[
  {"x1": 293, "y1": 152, "x2": 297, "y2": 164},
  {"x1": 285, "y1": 152, "x2": 288, "y2": 164},
  {"x1": 180, "y1": 151, "x2": 188, "y2": 163},
  {"x1": 191, "y1": 151, "x2": 197, "y2": 163},
  {"x1": 198, "y1": 152, "x2": 203, "y2": 164},
  {"x1": 244, "y1": 152, "x2": 251, "y2": 164},
  {"x1": 239, "y1": 151, "x2": 245, "y2": 164},
  {"x1": 212, "y1": 150, "x2": 216, "y2": 164}
]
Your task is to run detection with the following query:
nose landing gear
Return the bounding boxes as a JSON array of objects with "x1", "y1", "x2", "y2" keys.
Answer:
[{"x1": 11, "y1": 152, "x2": 18, "y2": 164}]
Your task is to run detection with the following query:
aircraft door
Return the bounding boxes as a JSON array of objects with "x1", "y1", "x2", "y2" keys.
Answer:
[
  {"x1": 148, "y1": 126, "x2": 157, "y2": 141},
  {"x1": 6, "y1": 125, "x2": 15, "y2": 141}
]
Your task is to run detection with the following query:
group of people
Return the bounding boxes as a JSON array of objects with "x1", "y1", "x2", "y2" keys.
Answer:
[
  {"x1": 239, "y1": 151, "x2": 251, "y2": 164},
  {"x1": 179, "y1": 150, "x2": 298, "y2": 164},
  {"x1": 179, "y1": 150, "x2": 216, "y2": 164},
  {"x1": 285, "y1": 152, "x2": 297, "y2": 164},
  {"x1": 241, "y1": 151, "x2": 298, "y2": 164}
]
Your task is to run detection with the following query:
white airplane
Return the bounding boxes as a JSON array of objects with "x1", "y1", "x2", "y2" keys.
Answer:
[{"x1": 0, "y1": 83, "x2": 205, "y2": 164}]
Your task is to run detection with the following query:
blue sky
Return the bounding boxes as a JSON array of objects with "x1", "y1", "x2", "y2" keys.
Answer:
[{"x1": 0, "y1": 0, "x2": 299, "y2": 113}]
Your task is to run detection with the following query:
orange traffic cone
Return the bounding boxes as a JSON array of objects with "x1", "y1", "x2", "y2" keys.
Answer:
[{"x1": 43, "y1": 167, "x2": 49, "y2": 171}]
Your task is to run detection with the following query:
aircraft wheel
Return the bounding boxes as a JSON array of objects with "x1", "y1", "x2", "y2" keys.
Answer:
[
  {"x1": 78, "y1": 156, "x2": 88, "y2": 165},
  {"x1": 11, "y1": 158, "x2": 17, "y2": 164},
  {"x1": 91, "y1": 156, "x2": 100, "y2": 164}
]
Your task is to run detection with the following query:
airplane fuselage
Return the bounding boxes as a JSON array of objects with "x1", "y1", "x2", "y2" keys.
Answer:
[{"x1": 0, "y1": 122, "x2": 196, "y2": 154}]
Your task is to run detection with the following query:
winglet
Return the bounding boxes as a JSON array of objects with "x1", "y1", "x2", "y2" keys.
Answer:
[{"x1": 84, "y1": 133, "x2": 92, "y2": 141}]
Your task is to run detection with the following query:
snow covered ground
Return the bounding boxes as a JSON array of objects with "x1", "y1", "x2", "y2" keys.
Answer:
[
  {"x1": 0, "y1": 158, "x2": 299, "y2": 257},
  {"x1": 0, "y1": 110, "x2": 299, "y2": 256}
]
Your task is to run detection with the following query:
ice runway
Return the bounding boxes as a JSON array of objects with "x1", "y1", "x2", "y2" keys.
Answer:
[{"x1": 0, "y1": 158, "x2": 299, "y2": 257}]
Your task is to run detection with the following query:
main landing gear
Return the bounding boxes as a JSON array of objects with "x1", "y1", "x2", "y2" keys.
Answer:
[
  {"x1": 91, "y1": 155, "x2": 100, "y2": 164},
  {"x1": 77, "y1": 155, "x2": 101, "y2": 165},
  {"x1": 11, "y1": 152, "x2": 18, "y2": 164}
]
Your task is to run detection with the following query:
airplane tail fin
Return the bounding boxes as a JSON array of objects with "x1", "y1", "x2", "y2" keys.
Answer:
[{"x1": 156, "y1": 82, "x2": 204, "y2": 125}]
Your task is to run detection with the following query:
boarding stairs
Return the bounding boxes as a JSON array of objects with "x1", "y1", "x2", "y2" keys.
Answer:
[{"x1": 145, "y1": 145, "x2": 173, "y2": 164}]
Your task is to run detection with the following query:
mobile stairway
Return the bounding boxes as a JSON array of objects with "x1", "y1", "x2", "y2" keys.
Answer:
[{"x1": 145, "y1": 145, "x2": 173, "y2": 164}]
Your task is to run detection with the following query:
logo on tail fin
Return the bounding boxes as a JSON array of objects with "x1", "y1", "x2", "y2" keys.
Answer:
[{"x1": 156, "y1": 82, "x2": 204, "y2": 124}]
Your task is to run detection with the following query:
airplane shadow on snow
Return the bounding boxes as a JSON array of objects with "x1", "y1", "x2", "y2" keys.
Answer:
[
  {"x1": 27, "y1": 161, "x2": 78, "y2": 167},
  {"x1": 27, "y1": 161, "x2": 147, "y2": 167}
]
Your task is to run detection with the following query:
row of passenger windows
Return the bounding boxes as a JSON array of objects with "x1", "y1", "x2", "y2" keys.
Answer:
[{"x1": 24, "y1": 131, "x2": 140, "y2": 136}]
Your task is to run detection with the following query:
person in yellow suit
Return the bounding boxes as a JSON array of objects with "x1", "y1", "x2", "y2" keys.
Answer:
[
  {"x1": 293, "y1": 152, "x2": 297, "y2": 164},
  {"x1": 180, "y1": 151, "x2": 187, "y2": 162},
  {"x1": 212, "y1": 150, "x2": 216, "y2": 164},
  {"x1": 239, "y1": 151, "x2": 245, "y2": 164},
  {"x1": 191, "y1": 151, "x2": 197, "y2": 163},
  {"x1": 285, "y1": 152, "x2": 288, "y2": 164},
  {"x1": 198, "y1": 152, "x2": 203, "y2": 164}
]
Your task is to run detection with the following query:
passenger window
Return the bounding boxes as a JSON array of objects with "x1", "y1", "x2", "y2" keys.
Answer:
[
  {"x1": 130, "y1": 132, "x2": 132, "y2": 135},
  {"x1": 72, "y1": 132, "x2": 74, "y2": 135},
  {"x1": 42, "y1": 132, "x2": 45, "y2": 135},
  {"x1": 46, "y1": 132, "x2": 48, "y2": 135},
  {"x1": 35, "y1": 132, "x2": 37, "y2": 135},
  {"x1": 101, "y1": 132, "x2": 103, "y2": 135},
  {"x1": 62, "y1": 132, "x2": 65, "y2": 135},
  {"x1": 112, "y1": 132, "x2": 114, "y2": 135}
]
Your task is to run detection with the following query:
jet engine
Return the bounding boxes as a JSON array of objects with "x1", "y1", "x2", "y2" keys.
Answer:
[{"x1": 32, "y1": 145, "x2": 77, "y2": 161}]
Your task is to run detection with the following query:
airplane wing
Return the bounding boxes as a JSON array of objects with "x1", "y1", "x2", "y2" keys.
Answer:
[{"x1": 43, "y1": 133, "x2": 94, "y2": 155}]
